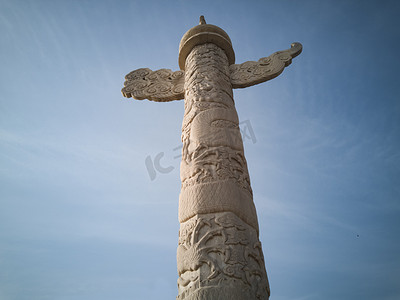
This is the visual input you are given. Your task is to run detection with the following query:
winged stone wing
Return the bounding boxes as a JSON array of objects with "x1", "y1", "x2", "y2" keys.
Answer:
[
  {"x1": 122, "y1": 68, "x2": 185, "y2": 102},
  {"x1": 230, "y1": 42, "x2": 302, "y2": 89}
]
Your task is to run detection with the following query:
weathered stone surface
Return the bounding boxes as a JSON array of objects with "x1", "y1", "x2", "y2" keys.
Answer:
[{"x1": 121, "y1": 15, "x2": 302, "y2": 300}]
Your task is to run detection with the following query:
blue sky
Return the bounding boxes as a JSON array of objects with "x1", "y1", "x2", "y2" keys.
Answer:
[{"x1": 1, "y1": 0, "x2": 399, "y2": 299}]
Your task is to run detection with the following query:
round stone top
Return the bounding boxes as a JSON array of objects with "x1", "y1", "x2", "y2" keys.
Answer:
[{"x1": 178, "y1": 16, "x2": 235, "y2": 70}]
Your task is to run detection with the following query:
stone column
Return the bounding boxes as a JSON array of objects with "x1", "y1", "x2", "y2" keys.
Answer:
[
  {"x1": 122, "y1": 16, "x2": 302, "y2": 300},
  {"x1": 176, "y1": 22, "x2": 270, "y2": 300}
]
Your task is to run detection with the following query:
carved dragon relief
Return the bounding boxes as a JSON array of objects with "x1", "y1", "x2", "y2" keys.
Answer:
[
  {"x1": 121, "y1": 43, "x2": 302, "y2": 101},
  {"x1": 121, "y1": 17, "x2": 301, "y2": 300},
  {"x1": 120, "y1": 41, "x2": 302, "y2": 238},
  {"x1": 177, "y1": 212, "x2": 270, "y2": 299},
  {"x1": 180, "y1": 44, "x2": 252, "y2": 193}
]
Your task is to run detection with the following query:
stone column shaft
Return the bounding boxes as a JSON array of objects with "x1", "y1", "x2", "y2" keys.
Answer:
[{"x1": 177, "y1": 42, "x2": 270, "y2": 300}]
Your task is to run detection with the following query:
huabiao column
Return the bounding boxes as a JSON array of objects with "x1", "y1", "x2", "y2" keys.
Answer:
[
  {"x1": 176, "y1": 17, "x2": 268, "y2": 300},
  {"x1": 121, "y1": 16, "x2": 302, "y2": 300}
]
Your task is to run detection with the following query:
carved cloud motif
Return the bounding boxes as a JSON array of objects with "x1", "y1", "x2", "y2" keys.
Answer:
[
  {"x1": 122, "y1": 68, "x2": 185, "y2": 102},
  {"x1": 230, "y1": 42, "x2": 302, "y2": 89}
]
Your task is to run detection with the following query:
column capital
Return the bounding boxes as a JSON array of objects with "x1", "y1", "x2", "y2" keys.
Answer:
[{"x1": 178, "y1": 16, "x2": 235, "y2": 70}]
